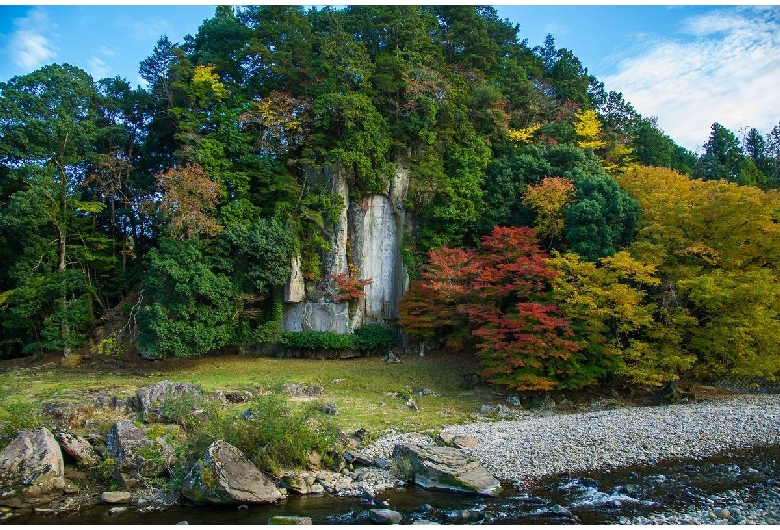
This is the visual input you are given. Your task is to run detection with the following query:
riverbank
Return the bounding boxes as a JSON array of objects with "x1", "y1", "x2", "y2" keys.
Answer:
[
  {"x1": 361, "y1": 394, "x2": 780, "y2": 524},
  {"x1": 440, "y1": 394, "x2": 780, "y2": 487}
]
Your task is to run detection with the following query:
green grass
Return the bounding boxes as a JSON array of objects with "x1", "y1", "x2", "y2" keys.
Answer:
[{"x1": 0, "y1": 350, "x2": 500, "y2": 444}]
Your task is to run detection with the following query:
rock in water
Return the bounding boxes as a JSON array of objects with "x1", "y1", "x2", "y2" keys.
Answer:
[
  {"x1": 0, "y1": 428, "x2": 66, "y2": 508},
  {"x1": 268, "y1": 515, "x2": 313, "y2": 524},
  {"x1": 182, "y1": 440, "x2": 282, "y2": 504},
  {"x1": 392, "y1": 443, "x2": 502, "y2": 496},
  {"x1": 369, "y1": 508, "x2": 403, "y2": 524}
]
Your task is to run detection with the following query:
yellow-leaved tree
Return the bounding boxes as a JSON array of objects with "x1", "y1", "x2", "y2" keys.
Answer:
[
  {"x1": 574, "y1": 109, "x2": 606, "y2": 150},
  {"x1": 522, "y1": 176, "x2": 575, "y2": 243},
  {"x1": 618, "y1": 166, "x2": 780, "y2": 381}
]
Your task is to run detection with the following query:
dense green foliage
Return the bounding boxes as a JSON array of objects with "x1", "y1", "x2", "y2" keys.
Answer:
[
  {"x1": 280, "y1": 325, "x2": 396, "y2": 352},
  {"x1": 1, "y1": 6, "x2": 779, "y2": 391}
]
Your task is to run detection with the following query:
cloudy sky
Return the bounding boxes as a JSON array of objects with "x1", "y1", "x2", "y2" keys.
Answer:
[{"x1": 1, "y1": 4, "x2": 778, "y2": 152}]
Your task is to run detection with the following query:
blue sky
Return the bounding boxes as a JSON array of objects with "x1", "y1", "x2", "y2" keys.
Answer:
[{"x1": 1, "y1": 5, "x2": 778, "y2": 152}]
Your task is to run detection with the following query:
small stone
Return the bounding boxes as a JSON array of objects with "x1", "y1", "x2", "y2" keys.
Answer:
[
  {"x1": 101, "y1": 491, "x2": 132, "y2": 504},
  {"x1": 712, "y1": 508, "x2": 731, "y2": 519},
  {"x1": 551, "y1": 504, "x2": 574, "y2": 518},
  {"x1": 321, "y1": 403, "x2": 339, "y2": 416},
  {"x1": 308, "y1": 484, "x2": 325, "y2": 494},
  {"x1": 412, "y1": 520, "x2": 440, "y2": 525},
  {"x1": 108, "y1": 506, "x2": 128, "y2": 515},
  {"x1": 175, "y1": 522, "x2": 188, "y2": 525}
]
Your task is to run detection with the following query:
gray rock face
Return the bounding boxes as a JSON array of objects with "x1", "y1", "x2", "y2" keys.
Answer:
[
  {"x1": 392, "y1": 443, "x2": 502, "y2": 496},
  {"x1": 55, "y1": 432, "x2": 99, "y2": 467},
  {"x1": 360, "y1": 195, "x2": 401, "y2": 323},
  {"x1": 282, "y1": 302, "x2": 350, "y2": 334},
  {"x1": 105, "y1": 420, "x2": 163, "y2": 478},
  {"x1": 182, "y1": 440, "x2": 282, "y2": 505},
  {"x1": 284, "y1": 254, "x2": 306, "y2": 303},
  {"x1": 135, "y1": 380, "x2": 203, "y2": 423},
  {"x1": 282, "y1": 163, "x2": 411, "y2": 335},
  {"x1": 0, "y1": 428, "x2": 66, "y2": 508}
]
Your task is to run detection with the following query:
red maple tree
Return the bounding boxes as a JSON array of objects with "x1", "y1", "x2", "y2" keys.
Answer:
[{"x1": 399, "y1": 226, "x2": 580, "y2": 391}]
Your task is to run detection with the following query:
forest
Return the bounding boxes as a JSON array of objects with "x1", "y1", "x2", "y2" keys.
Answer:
[{"x1": 2, "y1": 6, "x2": 780, "y2": 392}]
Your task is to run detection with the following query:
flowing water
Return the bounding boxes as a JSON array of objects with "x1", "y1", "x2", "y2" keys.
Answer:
[{"x1": 8, "y1": 446, "x2": 780, "y2": 525}]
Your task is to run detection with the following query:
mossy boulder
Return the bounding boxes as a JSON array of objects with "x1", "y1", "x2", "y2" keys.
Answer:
[
  {"x1": 392, "y1": 443, "x2": 501, "y2": 496},
  {"x1": 0, "y1": 428, "x2": 66, "y2": 508},
  {"x1": 182, "y1": 440, "x2": 282, "y2": 505}
]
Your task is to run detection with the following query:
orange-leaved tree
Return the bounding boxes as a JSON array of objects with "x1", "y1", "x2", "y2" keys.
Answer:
[{"x1": 400, "y1": 226, "x2": 583, "y2": 391}]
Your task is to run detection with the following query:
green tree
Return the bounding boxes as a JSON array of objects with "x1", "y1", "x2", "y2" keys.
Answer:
[
  {"x1": 136, "y1": 238, "x2": 238, "y2": 358},
  {"x1": 694, "y1": 122, "x2": 744, "y2": 182},
  {"x1": 0, "y1": 64, "x2": 107, "y2": 356}
]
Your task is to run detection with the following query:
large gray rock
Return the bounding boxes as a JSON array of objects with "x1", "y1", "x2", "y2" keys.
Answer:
[
  {"x1": 392, "y1": 443, "x2": 502, "y2": 496},
  {"x1": 135, "y1": 380, "x2": 203, "y2": 423},
  {"x1": 105, "y1": 420, "x2": 164, "y2": 479},
  {"x1": 182, "y1": 440, "x2": 282, "y2": 505},
  {"x1": 0, "y1": 428, "x2": 66, "y2": 508},
  {"x1": 55, "y1": 432, "x2": 99, "y2": 467},
  {"x1": 370, "y1": 508, "x2": 403, "y2": 524}
]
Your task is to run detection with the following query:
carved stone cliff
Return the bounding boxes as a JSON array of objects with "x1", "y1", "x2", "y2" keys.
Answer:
[{"x1": 282, "y1": 162, "x2": 410, "y2": 334}]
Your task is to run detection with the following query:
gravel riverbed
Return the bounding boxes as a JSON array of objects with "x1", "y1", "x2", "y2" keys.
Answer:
[
  {"x1": 439, "y1": 394, "x2": 780, "y2": 487},
  {"x1": 365, "y1": 394, "x2": 780, "y2": 524}
]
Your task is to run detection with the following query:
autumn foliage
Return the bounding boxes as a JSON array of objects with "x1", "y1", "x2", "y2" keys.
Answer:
[{"x1": 400, "y1": 226, "x2": 581, "y2": 391}]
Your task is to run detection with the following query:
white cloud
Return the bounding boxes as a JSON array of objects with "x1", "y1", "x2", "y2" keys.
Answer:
[
  {"x1": 604, "y1": 7, "x2": 780, "y2": 152},
  {"x1": 87, "y1": 56, "x2": 110, "y2": 80},
  {"x1": 7, "y1": 7, "x2": 58, "y2": 72}
]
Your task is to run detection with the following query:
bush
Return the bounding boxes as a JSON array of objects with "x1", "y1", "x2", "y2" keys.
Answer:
[
  {"x1": 279, "y1": 325, "x2": 396, "y2": 352},
  {"x1": 190, "y1": 394, "x2": 340, "y2": 476}
]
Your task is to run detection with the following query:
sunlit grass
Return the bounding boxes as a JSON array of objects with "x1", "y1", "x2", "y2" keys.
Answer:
[{"x1": 0, "y1": 351, "x2": 502, "y2": 441}]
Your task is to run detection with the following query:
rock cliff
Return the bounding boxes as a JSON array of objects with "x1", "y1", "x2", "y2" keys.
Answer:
[{"x1": 283, "y1": 163, "x2": 410, "y2": 334}]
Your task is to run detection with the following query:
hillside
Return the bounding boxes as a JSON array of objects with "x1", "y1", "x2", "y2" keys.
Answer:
[{"x1": 1, "y1": 6, "x2": 780, "y2": 392}]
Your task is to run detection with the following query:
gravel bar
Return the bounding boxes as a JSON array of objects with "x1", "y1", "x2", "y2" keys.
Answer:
[{"x1": 429, "y1": 395, "x2": 780, "y2": 488}]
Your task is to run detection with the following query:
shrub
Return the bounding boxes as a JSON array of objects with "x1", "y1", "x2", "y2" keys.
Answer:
[
  {"x1": 190, "y1": 394, "x2": 340, "y2": 476},
  {"x1": 279, "y1": 325, "x2": 396, "y2": 352}
]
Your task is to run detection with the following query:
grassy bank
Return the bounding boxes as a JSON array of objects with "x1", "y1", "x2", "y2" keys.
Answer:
[{"x1": 0, "y1": 349, "x2": 500, "y2": 444}]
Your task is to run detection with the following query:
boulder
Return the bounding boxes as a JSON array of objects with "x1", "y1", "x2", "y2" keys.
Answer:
[
  {"x1": 55, "y1": 432, "x2": 99, "y2": 467},
  {"x1": 135, "y1": 380, "x2": 203, "y2": 423},
  {"x1": 0, "y1": 428, "x2": 66, "y2": 508},
  {"x1": 370, "y1": 508, "x2": 403, "y2": 524},
  {"x1": 344, "y1": 450, "x2": 374, "y2": 467},
  {"x1": 182, "y1": 440, "x2": 282, "y2": 505},
  {"x1": 282, "y1": 474, "x2": 310, "y2": 495},
  {"x1": 105, "y1": 420, "x2": 164, "y2": 479},
  {"x1": 281, "y1": 383, "x2": 324, "y2": 398},
  {"x1": 437, "y1": 432, "x2": 478, "y2": 450},
  {"x1": 392, "y1": 443, "x2": 502, "y2": 496}
]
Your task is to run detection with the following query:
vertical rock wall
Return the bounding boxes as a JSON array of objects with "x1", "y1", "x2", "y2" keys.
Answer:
[
  {"x1": 361, "y1": 194, "x2": 399, "y2": 322},
  {"x1": 282, "y1": 162, "x2": 409, "y2": 333}
]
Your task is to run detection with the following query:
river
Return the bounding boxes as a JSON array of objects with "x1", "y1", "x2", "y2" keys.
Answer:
[{"x1": 9, "y1": 445, "x2": 780, "y2": 525}]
